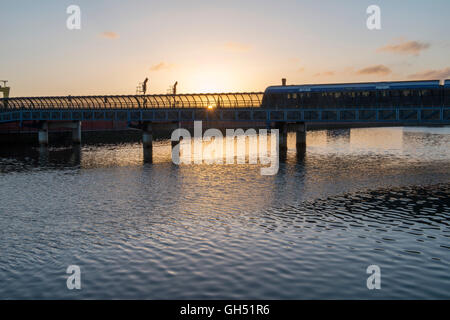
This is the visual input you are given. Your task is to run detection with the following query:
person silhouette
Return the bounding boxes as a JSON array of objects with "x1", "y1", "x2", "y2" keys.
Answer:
[{"x1": 142, "y1": 78, "x2": 149, "y2": 95}]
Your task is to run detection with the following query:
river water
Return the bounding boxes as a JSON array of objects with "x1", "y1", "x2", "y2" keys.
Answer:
[{"x1": 0, "y1": 126, "x2": 449, "y2": 299}]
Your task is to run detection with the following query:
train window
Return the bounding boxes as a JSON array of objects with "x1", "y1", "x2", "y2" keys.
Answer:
[
  {"x1": 377, "y1": 89, "x2": 390, "y2": 107},
  {"x1": 334, "y1": 92, "x2": 343, "y2": 107},
  {"x1": 402, "y1": 89, "x2": 414, "y2": 106},
  {"x1": 341, "y1": 92, "x2": 351, "y2": 107},
  {"x1": 432, "y1": 89, "x2": 442, "y2": 106},
  {"x1": 297, "y1": 92, "x2": 305, "y2": 107},
  {"x1": 267, "y1": 93, "x2": 279, "y2": 108},
  {"x1": 358, "y1": 91, "x2": 370, "y2": 107},
  {"x1": 293, "y1": 93, "x2": 297, "y2": 99},
  {"x1": 287, "y1": 93, "x2": 291, "y2": 99},
  {"x1": 444, "y1": 88, "x2": 450, "y2": 106},
  {"x1": 310, "y1": 92, "x2": 320, "y2": 107},
  {"x1": 410, "y1": 89, "x2": 421, "y2": 106},
  {"x1": 390, "y1": 90, "x2": 400, "y2": 97},
  {"x1": 370, "y1": 91, "x2": 377, "y2": 106}
]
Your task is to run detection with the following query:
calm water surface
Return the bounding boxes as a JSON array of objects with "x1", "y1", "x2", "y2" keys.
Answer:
[{"x1": 0, "y1": 127, "x2": 449, "y2": 299}]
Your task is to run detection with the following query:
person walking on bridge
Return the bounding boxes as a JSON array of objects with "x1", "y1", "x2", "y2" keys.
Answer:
[{"x1": 142, "y1": 78, "x2": 149, "y2": 95}]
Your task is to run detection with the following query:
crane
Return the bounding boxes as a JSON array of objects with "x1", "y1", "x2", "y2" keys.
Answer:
[{"x1": 0, "y1": 80, "x2": 10, "y2": 98}]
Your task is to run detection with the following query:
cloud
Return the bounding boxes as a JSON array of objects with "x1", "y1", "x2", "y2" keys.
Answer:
[
  {"x1": 297, "y1": 67, "x2": 305, "y2": 73},
  {"x1": 223, "y1": 42, "x2": 250, "y2": 52},
  {"x1": 356, "y1": 65, "x2": 391, "y2": 75},
  {"x1": 313, "y1": 71, "x2": 335, "y2": 77},
  {"x1": 408, "y1": 67, "x2": 450, "y2": 80},
  {"x1": 100, "y1": 31, "x2": 119, "y2": 39},
  {"x1": 150, "y1": 62, "x2": 174, "y2": 72},
  {"x1": 288, "y1": 57, "x2": 301, "y2": 63},
  {"x1": 377, "y1": 40, "x2": 430, "y2": 56}
]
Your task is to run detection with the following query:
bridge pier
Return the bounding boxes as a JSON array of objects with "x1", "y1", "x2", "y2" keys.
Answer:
[
  {"x1": 142, "y1": 122, "x2": 153, "y2": 163},
  {"x1": 275, "y1": 123, "x2": 288, "y2": 160},
  {"x1": 72, "y1": 121, "x2": 81, "y2": 144},
  {"x1": 39, "y1": 145, "x2": 49, "y2": 165},
  {"x1": 37, "y1": 121, "x2": 82, "y2": 145},
  {"x1": 38, "y1": 122, "x2": 49, "y2": 146},
  {"x1": 140, "y1": 121, "x2": 181, "y2": 163},
  {"x1": 171, "y1": 122, "x2": 181, "y2": 150},
  {"x1": 295, "y1": 122, "x2": 307, "y2": 150},
  {"x1": 272, "y1": 122, "x2": 307, "y2": 160},
  {"x1": 71, "y1": 145, "x2": 82, "y2": 166}
]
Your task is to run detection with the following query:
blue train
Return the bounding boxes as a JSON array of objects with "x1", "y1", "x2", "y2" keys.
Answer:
[{"x1": 262, "y1": 80, "x2": 450, "y2": 108}]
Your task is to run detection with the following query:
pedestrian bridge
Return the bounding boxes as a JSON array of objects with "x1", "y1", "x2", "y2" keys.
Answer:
[{"x1": 1, "y1": 92, "x2": 449, "y2": 124}]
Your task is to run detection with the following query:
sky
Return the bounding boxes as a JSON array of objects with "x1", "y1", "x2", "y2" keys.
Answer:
[{"x1": 1, "y1": 0, "x2": 450, "y2": 97}]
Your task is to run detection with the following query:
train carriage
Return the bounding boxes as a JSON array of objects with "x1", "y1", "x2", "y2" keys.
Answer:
[
  {"x1": 262, "y1": 80, "x2": 445, "y2": 109},
  {"x1": 444, "y1": 80, "x2": 450, "y2": 107}
]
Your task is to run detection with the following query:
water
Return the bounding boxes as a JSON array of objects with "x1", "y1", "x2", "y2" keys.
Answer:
[{"x1": 0, "y1": 127, "x2": 449, "y2": 299}]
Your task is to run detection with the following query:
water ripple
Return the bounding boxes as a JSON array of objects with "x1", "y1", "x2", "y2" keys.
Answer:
[{"x1": 0, "y1": 127, "x2": 449, "y2": 299}]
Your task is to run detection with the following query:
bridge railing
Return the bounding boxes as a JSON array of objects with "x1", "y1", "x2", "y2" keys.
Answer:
[{"x1": 0, "y1": 93, "x2": 264, "y2": 110}]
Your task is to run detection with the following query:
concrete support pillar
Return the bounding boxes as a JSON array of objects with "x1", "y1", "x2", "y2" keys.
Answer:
[
  {"x1": 39, "y1": 145, "x2": 49, "y2": 165},
  {"x1": 296, "y1": 122, "x2": 307, "y2": 149},
  {"x1": 142, "y1": 122, "x2": 152, "y2": 163},
  {"x1": 72, "y1": 121, "x2": 82, "y2": 144},
  {"x1": 143, "y1": 147, "x2": 152, "y2": 163},
  {"x1": 38, "y1": 122, "x2": 48, "y2": 146},
  {"x1": 279, "y1": 123, "x2": 288, "y2": 151},
  {"x1": 171, "y1": 122, "x2": 181, "y2": 150},
  {"x1": 69, "y1": 145, "x2": 81, "y2": 166},
  {"x1": 275, "y1": 122, "x2": 288, "y2": 160},
  {"x1": 143, "y1": 123, "x2": 153, "y2": 149}
]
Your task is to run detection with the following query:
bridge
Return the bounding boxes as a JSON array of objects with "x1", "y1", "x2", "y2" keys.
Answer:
[
  {"x1": 1, "y1": 92, "x2": 449, "y2": 124},
  {"x1": 1, "y1": 92, "x2": 449, "y2": 160}
]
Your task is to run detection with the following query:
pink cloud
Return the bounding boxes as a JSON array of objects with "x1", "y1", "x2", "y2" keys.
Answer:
[
  {"x1": 313, "y1": 71, "x2": 335, "y2": 77},
  {"x1": 377, "y1": 40, "x2": 430, "y2": 56},
  {"x1": 150, "y1": 62, "x2": 174, "y2": 72},
  {"x1": 408, "y1": 67, "x2": 450, "y2": 80},
  {"x1": 100, "y1": 31, "x2": 119, "y2": 39},
  {"x1": 356, "y1": 65, "x2": 392, "y2": 75}
]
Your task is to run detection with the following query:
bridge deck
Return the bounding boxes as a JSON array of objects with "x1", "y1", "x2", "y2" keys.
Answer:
[
  {"x1": 0, "y1": 107, "x2": 449, "y2": 124},
  {"x1": 0, "y1": 93, "x2": 449, "y2": 124},
  {"x1": 0, "y1": 93, "x2": 263, "y2": 110}
]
